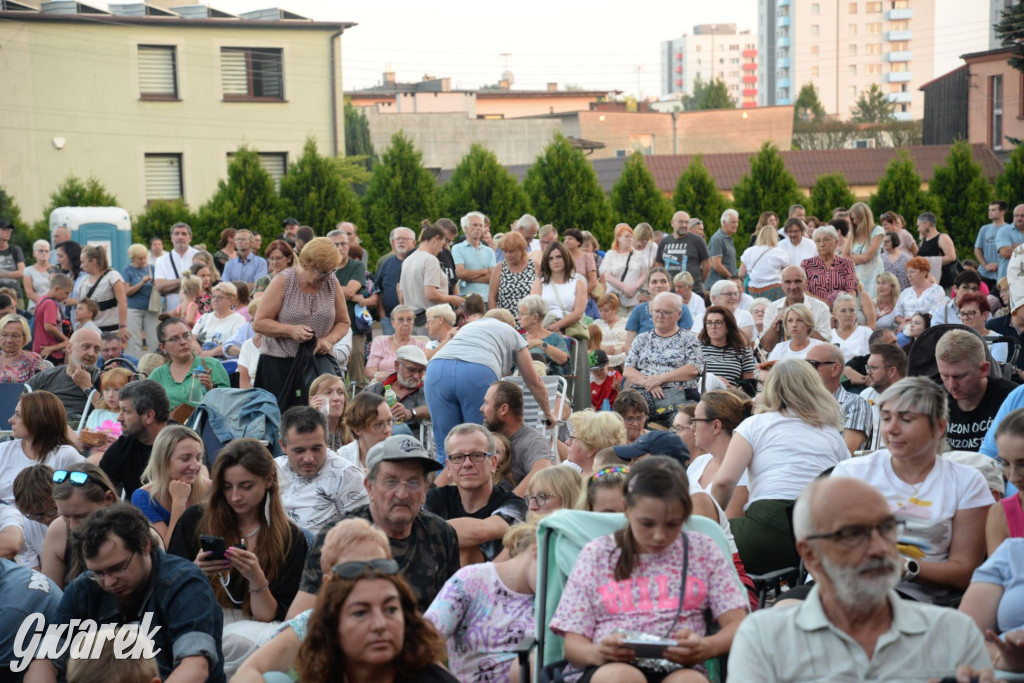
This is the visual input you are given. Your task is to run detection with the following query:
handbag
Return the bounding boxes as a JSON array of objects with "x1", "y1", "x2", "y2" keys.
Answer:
[
  {"x1": 276, "y1": 338, "x2": 344, "y2": 410},
  {"x1": 147, "y1": 266, "x2": 163, "y2": 314},
  {"x1": 550, "y1": 278, "x2": 590, "y2": 341}
]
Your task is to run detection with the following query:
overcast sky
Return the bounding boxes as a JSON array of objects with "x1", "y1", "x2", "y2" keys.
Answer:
[{"x1": 125, "y1": 0, "x2": 993, "y2": 97}]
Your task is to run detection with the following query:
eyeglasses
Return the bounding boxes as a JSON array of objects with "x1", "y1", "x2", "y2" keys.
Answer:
[
  {"x1": 958, "y1": 310, "x2": 981, "y2": 320},
  {"x1": 805, "y1": 360, "x2": 838, "y2": 369},
  {"x1": 805, "y1": 519, "x2": 906, "y2": 547},
  {"x1": 398, "y1": 362, "x2": 425, "y2": 376},
  {"x1": 671, "y1": 425, "x2": 690, "y2": 435},
  {"x1": 378, "y1": 478, "x2": 424, "y2": 493},
  {"x1": 622, "y1": 415, "x2": 646, "y2": 425},
  {"x1": 26, "y1": 507, "x2": 57, "y2": 523},
  {"x1": 88, "y1": 551, "x2": 136, "y2": 583},
  {"x1": 996, "y1": 458, "x2": 1024, "y2": 474},
  {"x1": 524, "y1": 493, "x2": 560, "y2": 508},
  {"x1": 448, "y1": 451, "x2": 491, "y2": 465},
  {"x1": 393, "y1": 318, "x2": 415, "y2": 325},
  {"x1": 211, "y1": 294, "x2": 233, "y2": 301},
  {"x1": 332, "y1": 559, "x2": 399, "y2": 579},
  {"x1": 705, "y1": 320, "x2": 725, "y2": 328},
  {"x1": 314, "y1": 267, "x2": 337, "y2": 280},
  {"x1": 651, "y1": 309, "x2": 678, "y2": 317},
  {"x1": 163, "y1": 331, "x2": 192, "y2": 345},
  {"x1": 371, "y1": 418, "x2": 395, "y2": 433}
]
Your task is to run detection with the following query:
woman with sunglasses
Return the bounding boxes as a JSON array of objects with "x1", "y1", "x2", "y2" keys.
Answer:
[
  {"x1": 168, "y1": 439, "x2": 305, "y2": 626},
  {"x1": 41, "y1": 463, "x2": 118, "y2": 588},
  {"x1": 148, "y1": 316, "x2": 230, "y2": 411},
  {"x1": 338, "y1": 392, "x2": 394, "y2": 473},
  {"x1": 296, "y1": 559, "x2": 456, "y2": 683},
  {"x1": 253, "y1": 237, "x2": 350, "y2": 413},
  {"x1": 0, "y1": 390, "x2": 84, "y2": 505},
  {"x1": 426, "y1": 521, "x2": 539, "y2": 683}
]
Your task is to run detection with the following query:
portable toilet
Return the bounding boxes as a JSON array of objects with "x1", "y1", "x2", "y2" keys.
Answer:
[{"x1": 49, "y1": 207, "x2": 132, "y2": 271}]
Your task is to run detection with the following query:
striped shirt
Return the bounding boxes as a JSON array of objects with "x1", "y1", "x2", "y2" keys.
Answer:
[
  {"x1": 700, "y1": 342, "x2": 755, "y2": 385},
  {"x1": 833, "y1": 385, "x2": 872, "y2": 446}
]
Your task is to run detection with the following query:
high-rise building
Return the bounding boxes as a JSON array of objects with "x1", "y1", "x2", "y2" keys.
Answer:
[
  {"x1": 661, "y1": 24, "x2": 759, "y2": 108},
  {"x1": 758, "y1": 0, "x2": 993, "y2": 121}
]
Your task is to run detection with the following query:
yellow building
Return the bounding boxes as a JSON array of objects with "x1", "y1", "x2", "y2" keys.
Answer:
[{"x1": 0, "y1": 2, "x2": 353, "y2": 217}]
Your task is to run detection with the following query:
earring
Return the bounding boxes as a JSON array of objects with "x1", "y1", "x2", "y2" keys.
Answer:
[{"x1": 263, "y1": 491, "x2": 271, "y2": 523}]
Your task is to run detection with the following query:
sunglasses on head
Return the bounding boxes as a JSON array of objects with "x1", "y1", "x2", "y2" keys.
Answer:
[
  {"x1": 53, "y1": 470, "x2": 91, "y2": 486},
  {"x1": 332, "y1": 559, "x2": 399, "y2": 580}
]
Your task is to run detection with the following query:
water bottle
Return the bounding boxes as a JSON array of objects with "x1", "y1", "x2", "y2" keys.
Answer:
[
  {"x1": 601, "y1": 398, "x2": 611, "y2": 412},
  {"x1": 384, "y1": 384, "x2": 402, "y2": 425}
]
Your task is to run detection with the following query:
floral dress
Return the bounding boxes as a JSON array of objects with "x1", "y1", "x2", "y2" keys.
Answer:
[{"x1": 496, "y1": 260, "x2": 536, "y2": 324}]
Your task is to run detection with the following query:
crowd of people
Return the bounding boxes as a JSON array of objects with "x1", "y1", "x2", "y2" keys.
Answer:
[{"x1": 0, "y1": 200, "x2": 1022, "y2": 682}]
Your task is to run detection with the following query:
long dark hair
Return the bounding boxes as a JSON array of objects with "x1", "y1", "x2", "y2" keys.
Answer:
[
  {"x1": 613, "y1": 456, "x2": 692, "y2": 581},
  {"x1": 58, "y1": 241, "x2": 82, "y2": 279},
  {"x1": 19, "y1": 391, "x2": 75, "y2": 461},
  {"x1": 296, "y1": 571, "x2": 446, "y2": 681},
  {"x1": 197, "y1": 439, "x2": 295, "y2": 616},
  {"x1": 539, "y1": 241, "x2": 576, "y2": 284},
  {"x1": 698, "y1": 306, "x2": 747, "y2": 355}
]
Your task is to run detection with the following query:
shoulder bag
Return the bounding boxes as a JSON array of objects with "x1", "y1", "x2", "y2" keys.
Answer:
[{"x1": 550, "y1": 278, "x2": 589, "y2": 341}]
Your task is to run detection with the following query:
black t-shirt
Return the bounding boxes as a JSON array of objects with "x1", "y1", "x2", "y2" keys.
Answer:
[
  {"x1": 0, "y1": 244, "x2": 25, "y2": 290},
  {"x1": 437, "y1": 248, "x2": 458, "y2": 294},
  {"x1": 99, "y1": 434, "x2": 153, "y2": 499},
  {"x1": 946, "y1": 377, "x2": 1016, "y2": 451},
  {"x1": 424, "y1": 485, "x2": 528, "y2": 560},
  {"x1": 167, "y1": 504, "x2": 306, "y2": 622},
  {"x1": 655, "y1": 234, "x2": 709, "y2": 293}
]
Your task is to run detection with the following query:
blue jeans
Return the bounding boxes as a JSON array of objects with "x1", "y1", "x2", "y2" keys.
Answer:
[{"x1": 424, "y1": 358, "x2": 497, "y2": 464}]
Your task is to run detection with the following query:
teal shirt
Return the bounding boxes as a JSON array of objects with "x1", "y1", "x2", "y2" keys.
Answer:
[{"x1": 148, "y1": 357, "x2": 230, "y2": 408}]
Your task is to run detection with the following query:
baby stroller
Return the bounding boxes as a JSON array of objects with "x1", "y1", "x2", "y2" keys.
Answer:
[{"x1": 906, "y1": 324, "x2": 1021, "y2": 384}]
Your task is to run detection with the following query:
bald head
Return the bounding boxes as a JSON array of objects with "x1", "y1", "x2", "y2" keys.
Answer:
[
  {"x1": 69, "y1": 328, "x2": 102, "y2": 366},
  {"x1": 806, "y1": 344, "x2": 844, "y2": 391},
  {"x1": 1014, "y1": 204, "x2": 1024, "y2": 231},
  {"x1": 671, "y1": 211, "x2": 690, "y2": 236},
  {"x1": 781, "y1": 265, "x2": 808, "y2": 302},
  {"x1": 793, "y1": 477, "x2": 891, "y2": 542}
]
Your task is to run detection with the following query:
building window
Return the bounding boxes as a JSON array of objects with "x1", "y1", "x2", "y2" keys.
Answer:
[
  {"x1": 227, "y1": 152, "x2": 288, "y2": 189},
  {"x1": 850, "y1": 85, "x2": 857, "y2": 98},
  {"x1": 849, "y1": 2, "x2": 858, "y2": 13},
  {"x1": 144, "y1": 154, "x2": 183, "y2": 201},
  {"x1": 850, "y1": 44, "x2": 858, "y2": 56},
  {"x1": 850, "y1": 23, "x2": 858, "y2": 36},
  {"x1": 811, "y1": 65, "x2": 820, "y2": 77},
  {"x1": 866, "y1": 63, "x2": 881, "y2": 74},
  {"x1": 811, "y1": 24, "x2": 820, "y2": 36},
  {"x1": 849, "y1": 64, "x2": 857, "y2": 75},
  {"x1": 868, "y1": 22, "x2": 882, "y2": 33},
  {"x1": 867, "y1": 1, "x2": 882, "y2": 10},
  {"x1": 138, "y1": 45, "x2": 177, "y2": 100},
  {"x1": 867, "y1": 43, "x2": 883, "y2": 55},
  {"x1": 892, "y1": 0, "x2": 908, "y2": 8},
  {"x1": 892, "y1": 62, "x2": 907, "y2": 72},
  {"x1": 992, "y1": 75, "x2": 1004, "y2": 151},
  {"x1": 811, "y1": 45, "x2": 819, "y2": 56},
  {"x1": 221, "y1": 47, "x2": 284, "y2": 101},
  {"x1": 811, "y1": 2, "x2": 820, "y2": 13}
]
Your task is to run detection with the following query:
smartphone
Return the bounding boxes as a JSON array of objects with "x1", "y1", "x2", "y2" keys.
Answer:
[
  {"x1": 621, "y1": 637, "x2": 676, "y2": 660},
  {"x1": 199, "y1": 535, "x2": 227, "y2": 561}
]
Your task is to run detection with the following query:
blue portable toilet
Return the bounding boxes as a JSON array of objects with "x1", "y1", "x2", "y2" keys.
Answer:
[{"x1": 49, "y1": 207, "x2": 132, "y2": 272}]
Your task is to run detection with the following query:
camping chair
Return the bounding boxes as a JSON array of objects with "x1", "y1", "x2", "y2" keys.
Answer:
[
  {"x1": 183, "y1": 387, "x2": 282, "y2": 467},
  {"x1": 0, "y1": 383, "x2": 30, "y2": 440},
  {"x1": 501, "y1": 374, "x2": 568, "y2": 457},
  {"x1": 529, "y1": 509, "x2": 746, "y2": 683}
]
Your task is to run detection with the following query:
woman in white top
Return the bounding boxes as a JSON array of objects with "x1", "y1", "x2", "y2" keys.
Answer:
[
  {"x1": 23, "y1": 240, "x2": 53, "y2": 314},
  {"x1": 830, "y1": 292, "x2": 873, "y2": 362},
  {"x1": 530, "y1": 242, "x2": 587, "y2": 336},
  {"x1": 767, "y1": 303, "x2": 826, "y2": 361},
  {"x1": 632, "y1": 222, "x2": 659, "y2": 270},
  {"x1": 711, "y1": 357, "x2": 849, "y2": 574},
  {"x1": 192, "y1": 281, "x2": 245, "y2": 359},
  {"x1": 844, "y1": 202, "x2": 886, "y2": 299},
  {"x1": 739, "y1": 225, "x2": 790, "y2": 302},
  {"x1": 80, "y1": 245, "x2": 129, "y2": 343},
  {"x1": 748, "y1": 297, "x2": 771, "y2": 349},
  {"x1": 338, "y1": 392, "x2": 393, "y2": 472},
  {"x1": 0, "y1": 391, "x2": 84, "y2": 503},
  {"x1": 831, "y1": 377, "x2": 990, "y2": 603},
  {"x1": 893, "y1": 256, "x2": 947, "y2": 334},
  {"x1": 674, "y1": 272, "x2": 706, "y2": 333},
  {"x1": 709, "y1": 279, "x2": 755, "y2": 343},
  {"x1": 592, "y1": 293, "x2": 628, "y2": 367},
  {"x1": 598, "y1": 224, "x2": 648, "y2": 313}
]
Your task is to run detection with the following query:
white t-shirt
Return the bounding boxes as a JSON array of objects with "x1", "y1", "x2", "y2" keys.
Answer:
[
  {"x1": 740, "y1": 246, "x2": 790, "y2": 288},
  {"x1": 779, "y1": 237, "x2": 818, "y2": 267},
  {"x1": 274, "y1": 453, "x2": 368, "y2": 533},
  {"x1": 238, "y1": 337, "x2": 261, "y2": 376},
  {"x1": 192, "y1": 312, "x2": 245, "y2": 355},
  {"x1": 767, "y1": 337, "x2": 827, "y2": 361},
  {"x1": 685, "y1": 294, "x2": 706, "y2": 333},
  {"x1": 687, "y1": 453, "x2": 747, "y2": 555},
  {"x1": 832, "y1": 452, "x2": 991, "y2": 564},
  {"x1": 0, "y1": 441, "x2": 84, "y2": 504},
  {"x1": 336, "y1": 440, "x2": 364, "y2": 473},
  {"x1": 154, "y1": 247, "x2": 199, "y2": 311},
  {"x1": 733, "y1": 413, "x2": 849, "y2": 506},
  {"x1": 831, "y1": 326, "x2": 873, "y2": 362},
  {"x1": 0, "y1": 503, "x2": 30, "y2": 567},
  {"x1": 733, "y1": 308, "x2": 755, "y2": 331},
  {"x1": 81, "y1": 270, "x2": 125, "y2": 329}
]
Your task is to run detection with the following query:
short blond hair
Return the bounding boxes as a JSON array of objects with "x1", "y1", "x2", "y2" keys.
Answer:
[
  {"x1": 571, "y1": 410, "x2": 627, "y2": 453},
  {"x1": 66, "y1": 626, "x2": 159, "y2": 683},
  {"x1": 299, "y1": 237, "x2": 342, "y2": 274},
  {"x1": 127, "y1": 243, "x2": 148, "y2": 260},
  {"x1": 319, "y1": 518, "x2": 392, "y2": 573},
  {"x1": 484, "y1": 308, "x2": 516, "y2": 326},
  {"x1": 935, "y1": 329, "x2": 986, "y2": 366},
  {"x1": 673, "y1": 271, "x2": 694, "y2": 286},
  {"x1": 528, "y1": 466, "x2": 583, "y2": 511},
  {"x1": 426, "y1": 303, "x2": 456, "y2": 326}
]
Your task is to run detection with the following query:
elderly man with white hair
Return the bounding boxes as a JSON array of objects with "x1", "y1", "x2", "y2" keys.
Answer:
[
  {"x1": 453, "y1": 211, "x2": 495, "y2": 298},
  {"x1": 623, "y1": 291, "x2": 704, "y2": 420},
  {"x1": 515, "y1": 213, "x2": 541, "y2": 252},
  {"x1": 705, "y1": 208, "x2": 739, "y2": 291},
  {"x1": 728, "y1": 476, "x2": 994, "y2": 682}
]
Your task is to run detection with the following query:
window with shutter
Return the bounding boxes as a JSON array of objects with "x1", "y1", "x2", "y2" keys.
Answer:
[
  {"x1": 226, "y1": 152, "x2": 287, "y2": 190},
  {"x1": 138, "y1": 45, "x2": 177, "y2": 99},
  {"x1": 144, "y1": 154, "x2": 183, "y2": 202},
  {"x1": 221, "y1": 47, "x2": 284, "y2": 101}
]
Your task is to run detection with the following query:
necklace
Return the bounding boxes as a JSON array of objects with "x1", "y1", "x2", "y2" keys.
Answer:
[{"x1": 241, "y1": 526, "x2": 261, "y2": 539}]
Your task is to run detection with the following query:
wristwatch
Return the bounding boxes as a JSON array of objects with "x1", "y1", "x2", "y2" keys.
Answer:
[
  {"x1": 902, "y1": 558, "x2": 920, "y2": 582},
  {"x1": 541, "y1": 341, "x2": 548, "y2": 350}
]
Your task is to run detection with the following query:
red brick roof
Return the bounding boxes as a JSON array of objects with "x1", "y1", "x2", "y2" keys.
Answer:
[{"x1": 643, "y1": 144, "x2": 1003, "y2": 193}]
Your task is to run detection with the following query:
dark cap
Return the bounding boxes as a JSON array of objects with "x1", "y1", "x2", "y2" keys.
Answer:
[
  {"x1": 366, "y1": 434, "x2": 444, "y2": 474},
  {"x1": 281, "y1": 217, "x2": 300, "y2": 227},
  {"x1": 612, "y1": 430, "x2": 689, "y2": 467},
  {"x1": 589, "y1": 349, "x2": 608, "y2": 369},
  {"x1": 0, "y1": 220, "x2": 12, "y2": 231}
]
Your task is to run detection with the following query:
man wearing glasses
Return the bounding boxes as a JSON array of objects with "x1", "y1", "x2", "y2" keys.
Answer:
[
  {"x1": 287, "y1": 434, "x2": 457, "y2": 619},
  {"x1": 425, "y1": 424, "x2": 526, "y2": 566},
  {"x1": 365, "y1": 346, "x2": 430, "y2": 436},
  {"x1": 728, "y1": 477, "x2": 993, "y2": 682},
  {"x1": 24, "y1": 503, "x2": 225, "y2": 682},
  {"x1": 806, "y1": 344, "x2": 872, "y2": 455}
]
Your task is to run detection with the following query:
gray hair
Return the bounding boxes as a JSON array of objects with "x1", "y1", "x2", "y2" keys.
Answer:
[
  {"x1": 709, "y1": 279, "x2": 738, "y2": 297},
  {"x1": 391, "y1": 304, "x2": 414, "y2": 319},
  {"x1": 517, "y1": 214, "x2": 540, "y2": 233},
  {"x1": 460, "y1": 211, "x2": 486, "y2": 230},
  {"x1": 426, "y1": 303, "x2": 455, "y2": 326},
  {"x1": 877, "y1": 376, "x2": 949, "y2": 432},
  {"x1": 443, "y1": 423, "x2": 496, "y2": 459},
  {"x1": 788, "y1": 204, "x2": 805, "y2": 217},
  {"x1": 170, "y1": 221, "x2": 192, "y2": 236},
  {"x1": 518, "y1": 294, "x2": 548, "y2": 319},
  {"x1": 389, "y1": 227, "x2": 414, "y2": 243},
  {"x1": 720, "y1": 208, "x2": 739, "y2": 225},
  {"x1": 813, "y1": 225, "x2": 839, "y2": 242},
  {"x1": 652, "y1": 291, "x2": 683, "y2": 312},
  {"x1": 832, "y1": 292, "x2": 857, "y2": 311},
  {"x1": 326, "y1": 229, "x2": 344, "y2": 239}
]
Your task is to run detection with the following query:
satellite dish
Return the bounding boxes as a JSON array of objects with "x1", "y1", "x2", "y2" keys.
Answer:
[{"x1": 502, "y1": 70, "x2": 515, "y2": 86}]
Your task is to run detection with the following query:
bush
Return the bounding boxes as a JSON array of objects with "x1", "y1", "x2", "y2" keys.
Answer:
[
  {"x1": 193, "y1": 146, "x2": 282, "y2": 249},
  {"x1": 610, "y1": 153, "x2": 672, "y2": 230},
  {"x1": 442, "y1": 143, "x2": 530, "y2": 231}
]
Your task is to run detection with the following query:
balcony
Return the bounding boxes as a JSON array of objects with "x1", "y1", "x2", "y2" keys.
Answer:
[
  {"x1": 743, "y1": 88, "x2": 759, "y2": 96},
  {"x1": 743, "y1": 61, "x2": 758, "y2": 70},
  {"x1": 742, "y1": 74, "x2": 758, "y2": 83},
  {"x1": 887, "y1": 8, "x2": 912, "y2": 20},
  {"x1": 886, "y1": 71, "x2": 912, "y2": 83},
  {"x1": 778, "y1": 97, "x2": 792, "y2": 105},
  {"x1": 887, "y1": 50, "x2": 912, "y2": 62},
  {"x1": 778, "y1": 57, "x2": 790, "y2": 68},
  {"x1": 675, "y1": 66, "x2": 683, "y2": 73},
  {"x1": 894, "y1": 111, "x2": 912, "y2": 122},
  {"x1": 778, "y1": 0, "x2": 789, "y2": 5},
  {"x1": 778, "y1": 36, "x2": 790, "y2": 48},
  {"x1": 886, "y1": 91, "x2": 912, "y2": 104},
  {"x1": 777, "y1": 15, "x2": 790, "y2": 27},
  {"x1": 743, "y1": 48, "x2": 758, "y2": 58},
  {"x1": 742, "y1": 101, "x2": 758, "y2": 108},
  {"x1": 886, "y1": 30, "x2": 912, "y2": 41},
  {"x1": 777, "y1": 77, "x2": 790, "y2": 88}
]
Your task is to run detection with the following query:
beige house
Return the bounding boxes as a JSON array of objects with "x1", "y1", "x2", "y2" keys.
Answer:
[{"x1": 0, "y1": 3, "x2": 353, "y2": 217}]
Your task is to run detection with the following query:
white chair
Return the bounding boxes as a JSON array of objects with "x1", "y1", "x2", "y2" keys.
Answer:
[{"x1": 500, "y1": 374, "x2": 568, "y2": 457}]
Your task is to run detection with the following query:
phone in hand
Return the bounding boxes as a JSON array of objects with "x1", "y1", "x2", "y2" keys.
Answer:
[
  {"x1": 621, "y1": 637, "x2": 677, "y2": 660},
  {"x1": 199, "y1": 535, "x2": 227, "y2": 561}
]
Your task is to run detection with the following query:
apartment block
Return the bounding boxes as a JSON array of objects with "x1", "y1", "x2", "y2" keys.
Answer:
[
  {"x1": 759, "y1": 0, "x2": 992, "y2": 121},
  {"x1": 660, "y1": 24, "x2": 759, "y2": 108}
]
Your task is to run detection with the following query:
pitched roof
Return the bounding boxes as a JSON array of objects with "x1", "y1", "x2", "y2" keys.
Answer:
[{"x1": 643, "y1": 144, "x2": 1003, "y2": 193}]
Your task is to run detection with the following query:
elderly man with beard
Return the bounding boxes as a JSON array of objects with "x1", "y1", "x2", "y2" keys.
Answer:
[
  {"x1": 26, "y1": 327, "x2": 102, "y2": 425},
  {"x1": 728, "y1": 477, "x2": 994, "y2": 682},
  {"x1": 365, "y1": 346, "x2": 430, "y2": 435},
  {"x1": 375, "y1": 227, "x2": 416, "y2": 336}
]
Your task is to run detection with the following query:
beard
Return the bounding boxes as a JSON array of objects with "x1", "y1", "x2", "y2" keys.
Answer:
[
  {"x1": 396, "y1": 373, "x2": 420, "y2": 390},
  {"x1": 483, "y1": 416, "x2": 503, "y2": 432},
  {"x1": 820, "y1": 554, "x2": 900, "y2": 610}
]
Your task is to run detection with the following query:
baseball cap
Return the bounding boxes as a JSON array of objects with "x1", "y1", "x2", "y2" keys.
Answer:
[
  {"x1": 589, "y1": 349, "x2": 608, "y2": 369},
  {"x1": 396, "y1": 345, "x2": 428, "y2": 366},
  {"x1": 0, "y1": 220, "x2": 12, "y2": 231},
  {"x1": 612, "y1": 430, "x2": 689, "y2": 467},
  {"x1": 366, "y1": 434, "x2": 443, "y2": 474},
  {"x1": 281, "y1": 217, "x2": 300, "y2": 227}
]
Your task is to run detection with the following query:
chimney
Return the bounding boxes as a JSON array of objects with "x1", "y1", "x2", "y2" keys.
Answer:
[
  {"x1": 547, "y1": 82, "x2": 558, "y2": 91},
  {"x1": 383, "y1": 70, "x2": 396, "y2": 85}
]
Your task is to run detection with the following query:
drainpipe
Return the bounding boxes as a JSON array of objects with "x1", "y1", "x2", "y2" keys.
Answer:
[{"x1": 329, "y1": 29, "x2": 344, "y2": 157}]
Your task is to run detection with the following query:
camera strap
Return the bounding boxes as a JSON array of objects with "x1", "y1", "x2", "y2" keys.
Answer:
[{"x1": 664, "y1": 532, "x2": 689, "y2": 638}]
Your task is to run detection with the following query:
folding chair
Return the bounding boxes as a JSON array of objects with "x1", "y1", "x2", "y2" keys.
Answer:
[
  {"x1": 501, "y1": 374, "x2": 568, "y2": 457},
  {"x1": 529, "y1": 509, "x2": 745, "y2": 683},
  {"x1": 0, "y1": 383, "x2": 29, "y2": 440}
]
